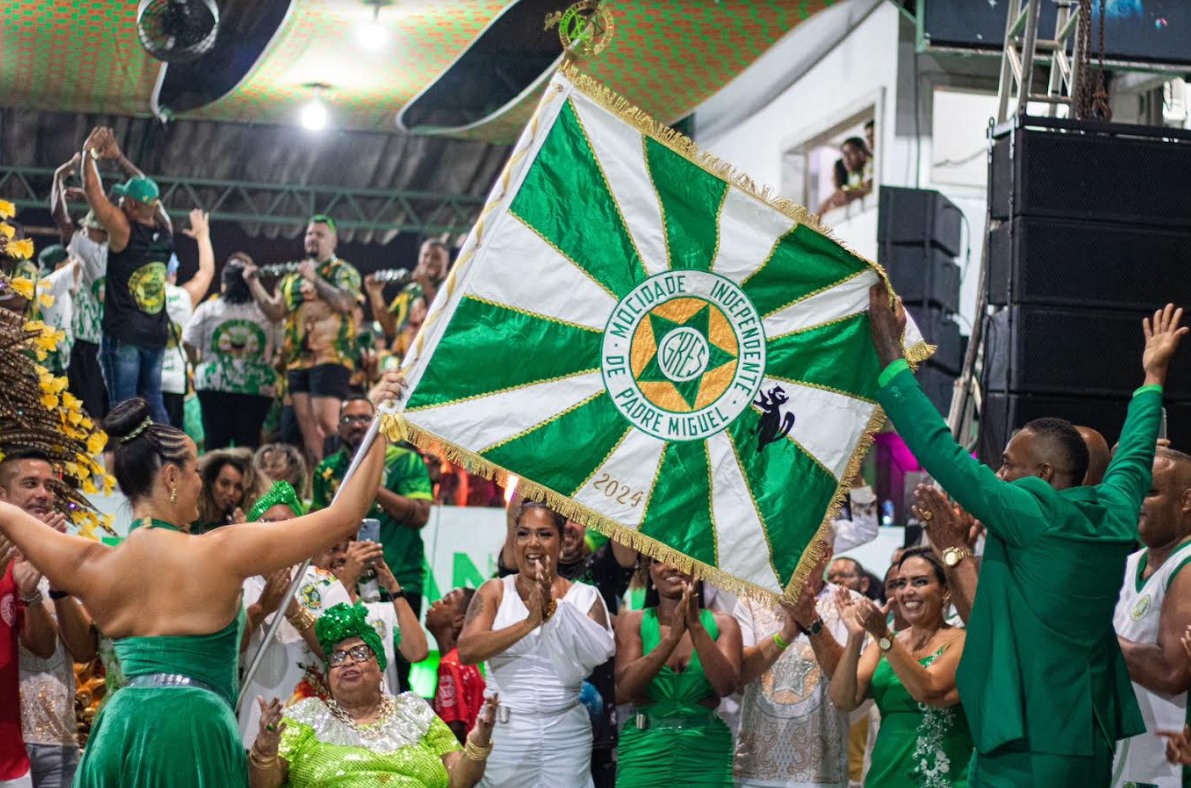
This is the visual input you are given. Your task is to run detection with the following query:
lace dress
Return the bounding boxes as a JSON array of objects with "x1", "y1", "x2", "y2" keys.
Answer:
[
  {"x1": 279, "y1": 692, "x2": 461, "y2": 787},
  {"x1": 866, "y1": 646, "x2": 973, "y2": 788}
]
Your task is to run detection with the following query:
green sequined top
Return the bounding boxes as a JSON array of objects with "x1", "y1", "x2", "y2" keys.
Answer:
[{"x1": 279, "y1": 693, "x2": 461, "y2": 787}]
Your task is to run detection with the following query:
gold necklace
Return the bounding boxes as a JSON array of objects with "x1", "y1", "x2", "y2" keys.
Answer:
[{"x1": 326, "y1": 694, "x2": 396, "y2": 741}]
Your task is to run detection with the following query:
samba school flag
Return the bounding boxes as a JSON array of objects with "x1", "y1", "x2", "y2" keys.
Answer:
[{"x1": 393, "y1": 67, "x2": 928, "y2": 600}]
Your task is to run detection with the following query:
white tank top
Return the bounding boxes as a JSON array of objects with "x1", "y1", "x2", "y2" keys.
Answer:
[{"x1": 1111, "y1": 542, "x2": 1191, "y2": 788}]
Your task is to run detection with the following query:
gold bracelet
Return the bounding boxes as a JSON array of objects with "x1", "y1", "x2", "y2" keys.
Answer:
[
  {"x1": 249, "y1": 747, "x2": 278, "y2": 768},
  {"x1": 541, "y1": 598, "x2": 558, "y2": 622},
  {"x1": 464, "y1": 738, "x2": 493, "y2": 761},
  {"x1": 287, "y1": 607, "x2": 315, "y2": 632}
]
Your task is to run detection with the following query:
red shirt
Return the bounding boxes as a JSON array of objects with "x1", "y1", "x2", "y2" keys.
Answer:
[
  {"x1": 433, "y1": 648, "x2": 486, "y2": 733},
  {"x1": 0, "y1": 564, "x2": 29, "y2": 780}
]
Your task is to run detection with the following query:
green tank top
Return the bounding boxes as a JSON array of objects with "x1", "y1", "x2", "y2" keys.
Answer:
[{"x1": 639, "y1": 607, "x2": 720, "y2": 716}]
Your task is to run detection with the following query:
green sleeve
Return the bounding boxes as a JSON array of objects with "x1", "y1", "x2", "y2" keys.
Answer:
[
  {"x1": 388, "y1": 448, "x2": 434, "y2": 502},
  {"x1": 332, "y1": 261, "x2": 362, "y2": 295},
  {"x1": 277, "y1": 718, "x2": 313, "y2": 766},
  {"x1": 877, "y1": 367, "x2": 1044, "y2": 547},
  {"x1": 423, "y1": 714, "x2": 463, "y2": 758},
  {"x1": 310, "y1": 461, "x2": 332, "y2": 512},
  {"x1": 1098, "y1": 387, "x2": 1163, "y2": 515}
]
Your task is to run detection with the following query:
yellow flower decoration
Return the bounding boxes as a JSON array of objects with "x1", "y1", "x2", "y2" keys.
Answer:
[
  {"x1": 87, "y1": 432, "x2": 107, "y2": 455},
  {"x1": 38, "y1": 291, "x2": 55, "y2": 309},
  {"x1": 11, "y1": 278, "x2": 34, "y2": 300},
  {"x1": 41, "y1": 392, "x2": 58, "y2": 410},
  {"x1": 0, "y1": 223, "x2": 13, "y2": 239},
  {"x1": 8, "y1": 239, "x2": 32, "y2": 260},
  {"x1": 0, "y1": 200, "x2": 13, "y2": 219}
]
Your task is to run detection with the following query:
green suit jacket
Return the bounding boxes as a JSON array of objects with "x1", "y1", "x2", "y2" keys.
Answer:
[{"x1": 878, "y1": 363, "x2": 1159, "y2": 757}]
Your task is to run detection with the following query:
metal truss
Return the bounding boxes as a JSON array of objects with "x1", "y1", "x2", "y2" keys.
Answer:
[{"x1": 0, "y1": 166, "x2": 485, "y2": 237}]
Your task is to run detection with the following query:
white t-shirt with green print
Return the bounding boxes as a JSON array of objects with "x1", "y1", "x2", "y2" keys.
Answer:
[
  {"x1": 67, "y1": 232, "x2": 107, "y2": 345},
  {"x1": 182, "y1": 296, "x2": 280, "y2": 398}
]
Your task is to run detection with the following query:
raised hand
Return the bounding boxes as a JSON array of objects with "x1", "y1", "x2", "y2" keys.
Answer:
[
  {"x1": 835, "y1": 587, "x2": 867, "y2": 638},
  {"x1": 364, "y1": 273, "x2": 385, "y2": 295},
  {"x1": 257, "y1": 568, "x2": 292, "y2": 616},
  {"x1": 472, "y1": 693, "x2": 499, "y2": 747},
  {"x1": 13, "y1": 558, "x2": 42, "y2": 599},
  {"x1": 523, "y1": 573, "x2": 545, "y2": 628},
  {"x1": 854, "y1": 596, "x2": 890, "y2": 638},
  {"x1": 374, "y1": 557, "x2": 402, "y2": 596},
  {"x1": 788, "y1": 582, "x2": 820, "y2": 631},
  {"x1": 1143, "y1": 303, "x2": 1188, "y2": 386},
  {"x1": 40, "y1": 511, "x2": 69, "y2": 534},
  {"x1": 253, "y1": 696, "x2": 286, "y2": 758},
  {"x1": 339, "y1": 541, "x2": 383, "y2": 590},
  {"x1": 182, "y1": 209, "x2": 209, "y2": 240},
  {"x1": 913, "y1": 484, "x2": 978, "y2": 551},
  {"x1": 369, "y1": 370, "x2": 407, "y2": 408},
  {"x1": 868, "y1": 284, "x2": 909, "y2": 367},
  {"x1": 297, "y1": 260, "x2": 318, "y2": 283},
  {"x1": 681, "y1": 581, "x2": 701, "y2": 630}
]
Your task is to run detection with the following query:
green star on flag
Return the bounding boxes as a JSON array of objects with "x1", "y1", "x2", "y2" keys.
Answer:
[{"x1": 393, "y1": 67, "x2": 928, "y2": 601}]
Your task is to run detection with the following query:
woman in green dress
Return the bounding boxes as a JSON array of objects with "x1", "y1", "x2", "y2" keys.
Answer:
[
  {"x1": 614, "y1": 560, "x2": 742, "y2": 787},
  {"x1": 249, "y1": 602, "x2": 497, "y2": 787},
  {"x1": 0, "y1": 384, "x2": 395, "y2": 788},
  {"x1": 828, "y1": 547, "x2": 973, "y2": 788}
]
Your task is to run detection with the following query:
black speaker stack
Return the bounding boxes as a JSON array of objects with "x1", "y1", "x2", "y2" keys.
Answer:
[
  {"x1": 980, "y1": 114, "x2": 1191, "y2": 464},
  {"x1": 878, "y1": 186, "x2": 965, "y2": 415}
]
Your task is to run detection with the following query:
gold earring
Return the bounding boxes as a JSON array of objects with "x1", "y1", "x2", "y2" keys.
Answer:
[{"x1": 170, "y1": 485, "x2": 177, "y2": 504}]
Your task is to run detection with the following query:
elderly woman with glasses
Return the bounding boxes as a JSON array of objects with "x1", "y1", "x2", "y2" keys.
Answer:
[{"x1": 250, "y1": 602, "x2": 496, "y2": 788}]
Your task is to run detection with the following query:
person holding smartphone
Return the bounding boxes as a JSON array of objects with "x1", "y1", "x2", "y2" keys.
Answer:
[{"x1": 311, "y1": 393, "x2": 434, "y2": 691}]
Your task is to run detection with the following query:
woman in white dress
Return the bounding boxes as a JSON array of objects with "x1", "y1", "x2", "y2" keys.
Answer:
[{"x1": 458, "y1": 500, "x2": 615, "y2": 787}]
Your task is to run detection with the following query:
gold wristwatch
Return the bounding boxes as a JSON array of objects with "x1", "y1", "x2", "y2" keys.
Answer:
[{"x1": 942, "y1": 546, "x2": 972, "y2": 568}]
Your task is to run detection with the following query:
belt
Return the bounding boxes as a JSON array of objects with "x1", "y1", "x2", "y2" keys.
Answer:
[
  {"x1": 632, "y1": 707, "x2": 720, "y2": 731},
  {"x1": 128, "y1": 673, "x2": 225, "y2": 701}
]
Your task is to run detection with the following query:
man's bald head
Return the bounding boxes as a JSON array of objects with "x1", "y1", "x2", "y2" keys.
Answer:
[
  {"x1": 1076, "y1": 426, "x2": 1110, "y2": 485},
  {"x1": 1139, "y1": 447, "x2": 1191, "y2": 548}
]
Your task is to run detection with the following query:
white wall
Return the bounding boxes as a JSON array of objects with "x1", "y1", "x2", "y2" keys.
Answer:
[{"x1": 698, "y1": 4, "x2": 995, "y2": 331}]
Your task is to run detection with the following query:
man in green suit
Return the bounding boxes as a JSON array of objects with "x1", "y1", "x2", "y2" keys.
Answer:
[{"x1": 868, "y1": 287, "x2": 1188, "y2": 787}]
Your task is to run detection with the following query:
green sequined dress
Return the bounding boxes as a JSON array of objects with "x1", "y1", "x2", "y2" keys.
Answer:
[
  {"x1": 865, "y1": 646, "x2": 973, "y2": 788},
  {"x1": 278, "y1": 692, "x2": 462, "y2": 787},
  {"x1": 74, "y1": 609, "x2": 248, "y2": 787},
  {"x1": 616, "y1": 608, "x2": 734, "y2": 787}
]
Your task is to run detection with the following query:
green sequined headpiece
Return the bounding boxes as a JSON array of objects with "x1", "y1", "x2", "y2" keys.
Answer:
[
  {"x1": 247, "y1": 481, "x2": 302, "y2": 522},
  {"x1": 316, "y1": 602, "x2": 387, "y2": 672}
]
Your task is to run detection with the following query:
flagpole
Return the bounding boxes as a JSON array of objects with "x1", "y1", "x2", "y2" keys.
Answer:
[{"x1": 236, "y1": 403, "x2": 394, "y2": 711}]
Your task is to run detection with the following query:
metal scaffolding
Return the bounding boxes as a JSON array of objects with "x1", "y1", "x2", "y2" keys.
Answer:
[{"x1": 0, "y1": 166, "x2": 485, "y2": 238}]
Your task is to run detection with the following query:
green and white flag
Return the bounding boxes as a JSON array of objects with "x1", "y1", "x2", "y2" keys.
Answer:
[{"x1": 395, "y1": 69, "x2": 927, "y2": 601}]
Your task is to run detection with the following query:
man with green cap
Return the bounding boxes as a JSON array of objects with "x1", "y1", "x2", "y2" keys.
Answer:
[
  {"x1": 36, "y1": 244, "x2": 81, "y2": 377},
  {"x1": 81, "y1": 126, "x2": 211, "y2": 426}
]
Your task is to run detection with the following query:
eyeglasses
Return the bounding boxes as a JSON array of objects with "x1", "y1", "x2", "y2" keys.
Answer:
[
  {"x1": 328, "y1": 644, "x2": 375, "y2": 667},
  {"x1": 340, "y1": 414, "x2": 371, "y2": 425}
]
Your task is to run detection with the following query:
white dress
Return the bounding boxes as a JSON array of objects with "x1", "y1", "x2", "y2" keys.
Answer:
[
  {"x1": 1111, "y1": 543, "x2": 1191, "y2": 788},
  {"x1": 480, "y1": 574, "x2": 615, "y2": 788}
]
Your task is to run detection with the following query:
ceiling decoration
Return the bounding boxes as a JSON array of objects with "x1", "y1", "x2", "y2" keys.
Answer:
[{"x1": 1, "y1": 0, "x2": 836, "y2": 143}]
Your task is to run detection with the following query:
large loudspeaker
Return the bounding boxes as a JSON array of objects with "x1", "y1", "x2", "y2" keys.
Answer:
[{"x1": 981, "y1": 116, "x2": 1191, "y2": 465}]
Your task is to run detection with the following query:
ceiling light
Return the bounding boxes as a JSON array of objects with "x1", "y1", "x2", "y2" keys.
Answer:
[
  {"x1": 357, "y1": 5, "x2": 387, "y2": 51},
  {"x1": 301, "y1": 97, "x2": 327, "y2": 131}
]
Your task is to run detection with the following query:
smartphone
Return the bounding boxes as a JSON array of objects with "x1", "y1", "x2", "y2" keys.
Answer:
[
  {"x1": 1160, "y1": 407, "x2": 1168, "y2": 442},
  {"x1": 357, "y1": 518, "x2": 381, "y2": 544}
]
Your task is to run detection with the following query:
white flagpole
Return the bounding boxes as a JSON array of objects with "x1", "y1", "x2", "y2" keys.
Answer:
[{"x1": 236, "y1": 402, "x2": 395, "y2": 711}]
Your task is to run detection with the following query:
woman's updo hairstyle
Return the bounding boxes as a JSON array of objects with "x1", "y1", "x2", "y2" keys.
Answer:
[
  {"x1": 514, "y1": 499, "x2": 565, "y2": 536},
  {"x1": 103, "y1": 398, "x2": 190, "y2": 503}
]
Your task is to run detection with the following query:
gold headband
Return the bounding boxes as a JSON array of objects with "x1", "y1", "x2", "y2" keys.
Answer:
[{"x1": 119, "y1": 418, "x2": 153, "y2": 444}]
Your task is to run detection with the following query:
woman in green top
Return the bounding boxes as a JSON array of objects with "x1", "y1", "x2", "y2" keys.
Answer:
[
  {"x1": 250, "y1": 602, "x2": 497, "y2": 787},
  {"x1": 614, "y1": 560, "x2": 742, "y2": 787},
  {"x1": 0, "y1": 385, "x2": 394, "y2": 788},
  {"x1": 828, "y1": 547, "x2": 972, "y2": 788}
]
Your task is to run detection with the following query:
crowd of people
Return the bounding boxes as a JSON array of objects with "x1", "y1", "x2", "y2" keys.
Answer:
[{"x1": 0, "y1": 123, "x2": 1188, "y2": 788}]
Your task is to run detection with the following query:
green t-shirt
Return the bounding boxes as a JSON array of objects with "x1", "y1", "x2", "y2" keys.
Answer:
[
  {"x1": 311, "y1": 444, "x2": 433, "y2": 591},
  {"x1": 278, "y1": 257, "x2": 362, "y2": 372}
]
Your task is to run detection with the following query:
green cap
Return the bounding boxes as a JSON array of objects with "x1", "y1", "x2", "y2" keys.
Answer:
[
  {"x1": 121, "y1": 177, "x2": 159, "y2": 205},
  {"x1": 38, "y1": 244, "x2": 68, "y2": 270},
  {"x1": 109, "y1": 182, "x2": 126, "y2": 200}
]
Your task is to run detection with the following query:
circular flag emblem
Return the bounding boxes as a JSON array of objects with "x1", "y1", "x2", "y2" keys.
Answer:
[
  {"x1": 602, "y1": 271, "x2": 765, "y2": 442},
  {"x1": 1130, "y1": 594, "x2": 1152, "y2": 621}
]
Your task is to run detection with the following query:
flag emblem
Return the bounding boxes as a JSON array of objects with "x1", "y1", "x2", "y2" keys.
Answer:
[{"x1": 603, "y1": 271, "x2": 765, "y2": 442}]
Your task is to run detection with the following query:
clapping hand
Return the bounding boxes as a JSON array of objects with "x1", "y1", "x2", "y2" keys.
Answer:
[
  {"x1": 254, "y1": 697, "x2": 286, "y2": 758},
  {"x1": 13, "y1": 558, "x2": 42, "y2": 599},
  {"x1": 912, "y1": 484, "x2": 981, "y2": 551},
  {"x1": 835, "y1": 587, "x2": 867, "y2": 639},
  {"x1": 1142, "y1": 303, "x2": 1188, "y2": 386},
  {"x1": 680, "y1": 580, "x2": 701, "y2": 630},
  {"x1": 854, "y1": 596, "x2": 891, "y2": 639},
  {"x1": 257, "y1": 568, "x2": 292, "y2": 616}
]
